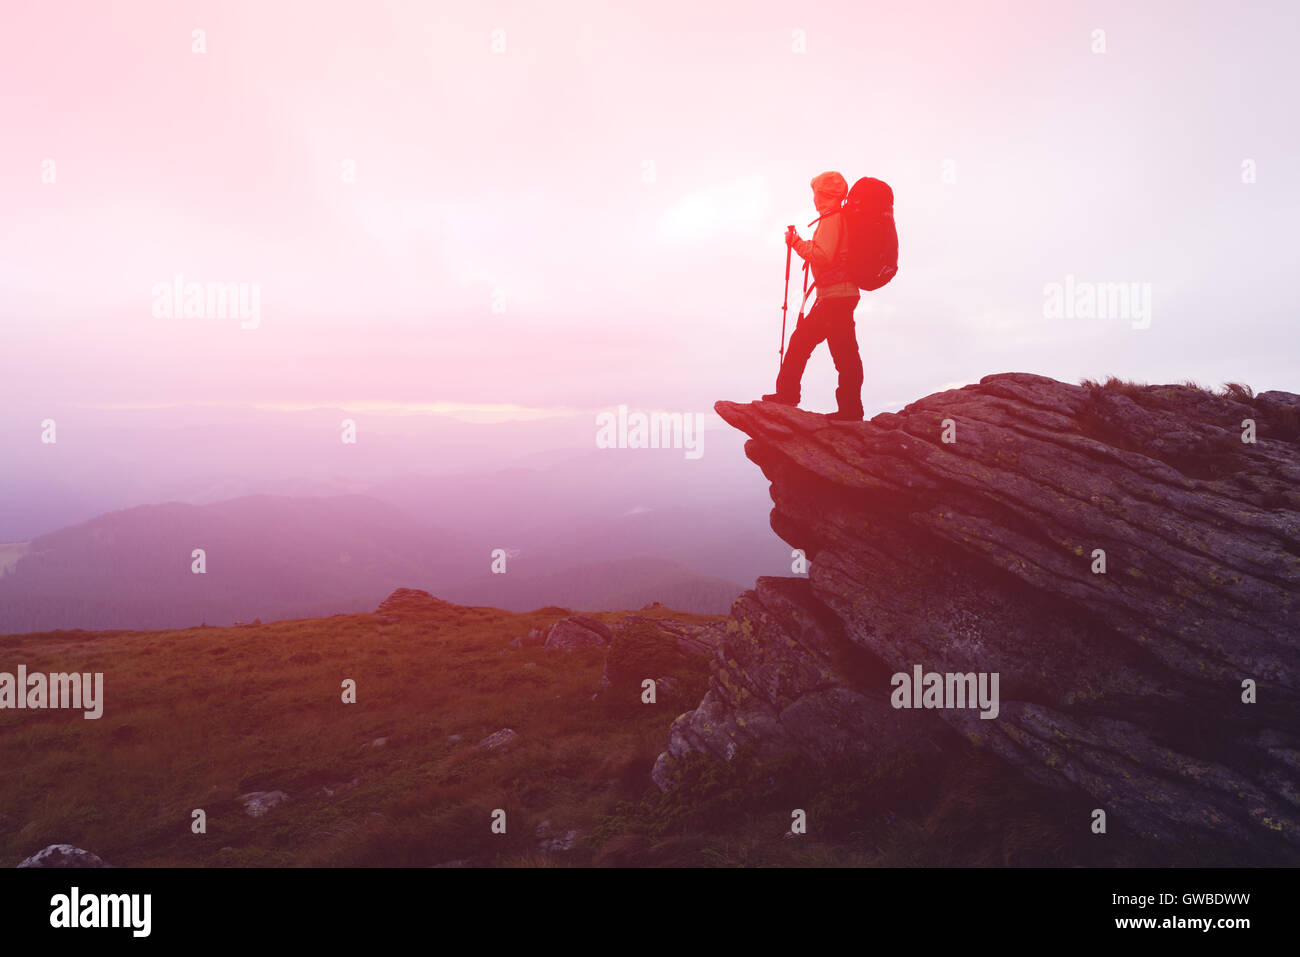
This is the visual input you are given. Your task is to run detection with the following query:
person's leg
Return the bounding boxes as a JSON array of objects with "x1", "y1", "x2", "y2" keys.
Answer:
[
  {"x1": 825, "y1": 298, "x2": 865, "y2": 418},
  {"x1": 772, "y1": 302, "x2": 829, "y2": 402}
]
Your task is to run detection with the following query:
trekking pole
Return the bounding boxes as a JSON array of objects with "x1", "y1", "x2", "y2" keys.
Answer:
[
  {"x1": 779, "y1": 227, "x2": 793, "y2": 372},
  {"x1": 797, "y1": 260, "x2": 810, "y2": 322}
]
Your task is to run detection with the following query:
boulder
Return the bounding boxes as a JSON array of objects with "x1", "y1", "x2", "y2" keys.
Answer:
[
  {"x1": 656, "y1": 374, "x2": 1300, "y2": 859},
  {"x1": 544, "y1": 616, "x2": 613, "y2": 651},
  {"x1": 238, "y1": 790, "x2": 290, "y2": 818},
  {"x1": 16, "y1": 845, "x2": 110, "y2": 868},
  {"x1": 477, "y1": 728, "x2": 518, "y2": 751}
]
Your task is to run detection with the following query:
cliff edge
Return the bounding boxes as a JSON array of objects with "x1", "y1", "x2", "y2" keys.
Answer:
[{"x1": 654, "y1": 373, "x2": 1300, "y2": 859}]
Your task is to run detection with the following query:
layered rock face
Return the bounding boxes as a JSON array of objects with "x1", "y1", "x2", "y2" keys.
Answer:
[{"x1": 655, "y1": 373, "x2": 1300, "y2": 857}]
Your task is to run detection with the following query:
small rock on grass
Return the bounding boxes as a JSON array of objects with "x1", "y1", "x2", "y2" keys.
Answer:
[{"x1": 477, "y1": 728, "x2": 517, "y2": 751}]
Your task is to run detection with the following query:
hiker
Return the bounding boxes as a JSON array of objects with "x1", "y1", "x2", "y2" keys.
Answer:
[{"x1": 763, "y1": 171, "x2": 865, "y2": 421}]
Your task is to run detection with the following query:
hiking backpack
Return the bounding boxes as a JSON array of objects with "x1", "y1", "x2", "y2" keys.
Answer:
[{"x1": 838, "y1": 177, "x2": 898, "y2": 291}]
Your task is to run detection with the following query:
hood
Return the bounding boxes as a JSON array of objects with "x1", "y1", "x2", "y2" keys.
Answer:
[{"x1": 810, "y1": 170, "x2": 848, "y2": 215}]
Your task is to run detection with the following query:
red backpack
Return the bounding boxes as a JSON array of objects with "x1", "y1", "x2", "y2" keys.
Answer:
[
  {"x1": 799, "y1": 177, "x2": 898, "y2": 302},
  {"x1": 839, "y1": 177, "x2": 898, "y2": 291}
]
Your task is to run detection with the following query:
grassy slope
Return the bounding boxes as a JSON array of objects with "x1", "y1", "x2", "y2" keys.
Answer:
[
  {"x1": 1, "y1": 602, "x2": 711, "y2": 866},
  {"x1": 0, "y1": 597, "x2": 1196, "y2": 867}
]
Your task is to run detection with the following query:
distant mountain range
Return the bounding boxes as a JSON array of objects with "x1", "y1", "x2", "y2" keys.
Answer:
[
  {"x1": 0, "y1": 408, "x2": 795, "y2": 633},
  {"x1": 0, "y1": 490, "x2": 757, "y2": 632}
]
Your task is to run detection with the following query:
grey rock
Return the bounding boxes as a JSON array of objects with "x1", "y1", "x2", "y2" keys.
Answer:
[
  {"x1": 238, "y1": 790, "x2": 290, "y2": 818},
  {"x1": 17, "y1": 845, "x2": 110, "y2": 868},
  {"x1": 477, "y1": 728, "x2": 517, "y2": 751},
  {"x1": 544, "y1": 616, "x2": 613, "y2": 651},
  {"x1": 622, "y1": 616, "x2": 721, "y2": 657}
]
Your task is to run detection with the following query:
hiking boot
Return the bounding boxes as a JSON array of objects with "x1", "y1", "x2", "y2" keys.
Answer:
[
  {"x1": 761, "y1": 393, "x2": 798, "y2": 407},
  {"x1": 826, "y1": 409, "x2": 863, "y2": 422}
]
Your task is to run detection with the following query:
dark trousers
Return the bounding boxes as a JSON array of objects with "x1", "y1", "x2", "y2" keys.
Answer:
[{"x1": 775, "y1": 295, "x2": 863, "y2": 416}]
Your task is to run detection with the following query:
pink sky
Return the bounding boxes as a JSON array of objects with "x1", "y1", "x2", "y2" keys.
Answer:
[{"x1": 2, "y1": 0, "x2": 1297, "y2": 424}]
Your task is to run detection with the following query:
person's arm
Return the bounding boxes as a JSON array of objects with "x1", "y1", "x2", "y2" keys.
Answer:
[{"x1": 791, "y1": 215, "x2": 841, "y2": 269}]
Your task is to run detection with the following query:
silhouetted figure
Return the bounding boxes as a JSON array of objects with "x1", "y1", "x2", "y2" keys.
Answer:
[{"x1": 763, "y1": 171, "x2": 865, "y2": 421}]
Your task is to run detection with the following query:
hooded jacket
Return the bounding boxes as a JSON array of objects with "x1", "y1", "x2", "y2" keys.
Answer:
[{"x1": 791, "y1": 171, "x2": 859, "y2": 300}]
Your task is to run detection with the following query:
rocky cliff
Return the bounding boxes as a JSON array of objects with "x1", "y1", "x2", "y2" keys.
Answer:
[{"x1": 654, "y1": 373, "x2": 1300, "y2": 860}]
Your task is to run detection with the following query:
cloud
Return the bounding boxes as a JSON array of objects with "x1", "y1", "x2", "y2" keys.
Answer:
[{"x1": 656, "y1": 173, "x2": 774, "y2": 244}]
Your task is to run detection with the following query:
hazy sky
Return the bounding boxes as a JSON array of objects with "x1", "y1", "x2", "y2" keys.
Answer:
[{"x1": 2, "y1": 0, "x2": 1297, "y2": 426}]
